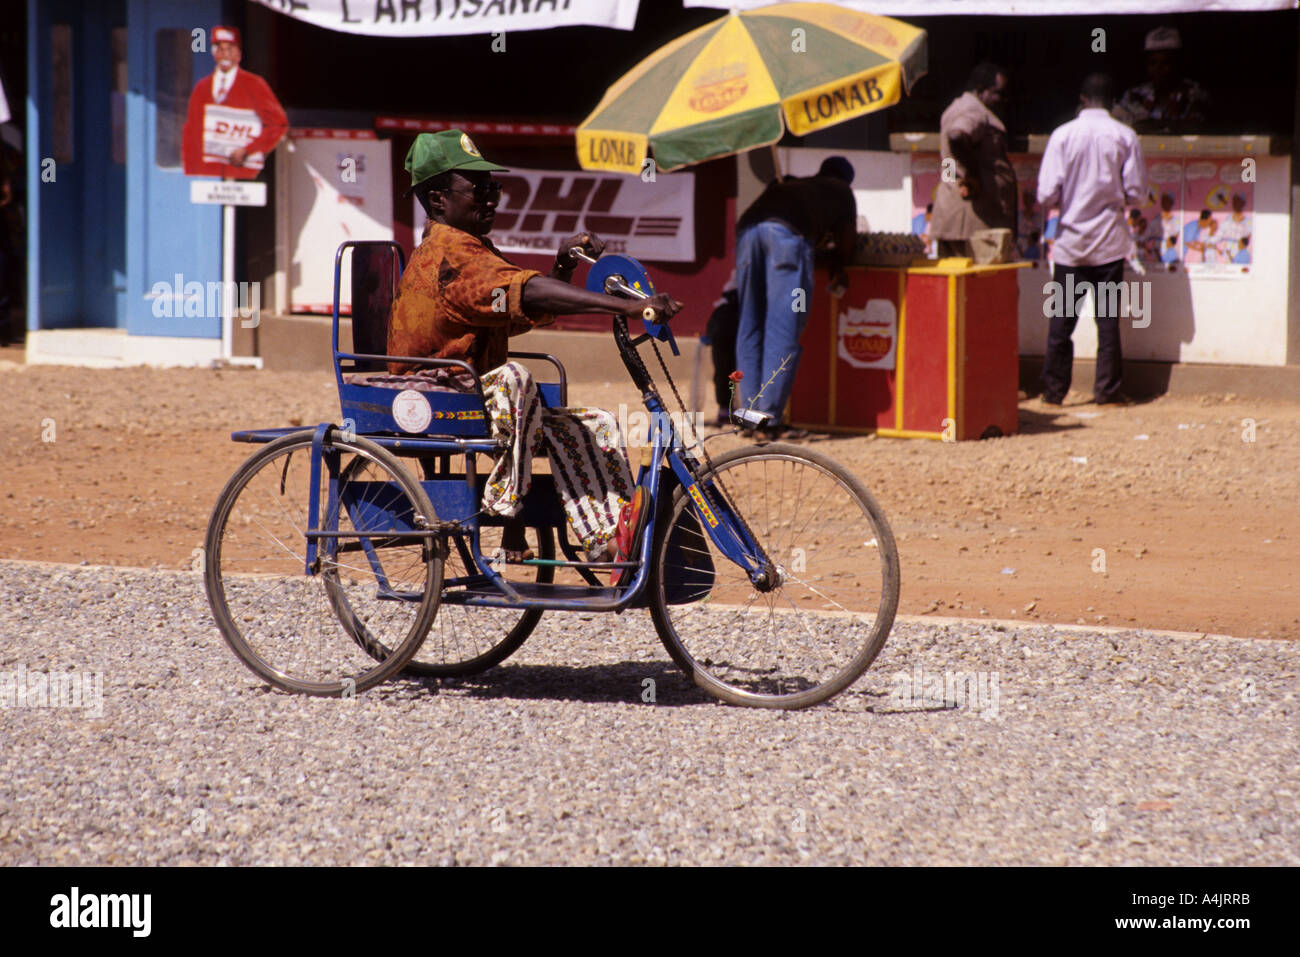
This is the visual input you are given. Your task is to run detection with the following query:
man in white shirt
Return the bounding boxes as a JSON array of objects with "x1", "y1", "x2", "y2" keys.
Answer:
[{"x1": 1037, "y1": 73, "x2": 1147, "y2": 406}]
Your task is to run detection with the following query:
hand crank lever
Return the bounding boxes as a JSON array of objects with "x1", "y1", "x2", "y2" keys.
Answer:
[{"x1": 568, "y1": 246, "x2": 658, "y2": 322}]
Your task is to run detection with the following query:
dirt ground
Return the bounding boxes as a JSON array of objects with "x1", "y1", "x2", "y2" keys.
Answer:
[{"x1": 3, "y1": 345, "x2": 1298, "y2": 639}]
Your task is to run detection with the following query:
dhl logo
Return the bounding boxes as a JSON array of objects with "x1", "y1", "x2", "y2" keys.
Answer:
[
  {"x1": 687, "y1": 484, "x2": 719, "y2": 528},
  {"x1": 492, "y1": 174, "x2": 681, "y2": 242},
  {"x1": 214, "y1": 122, "x2": 258, "y2": 137}
]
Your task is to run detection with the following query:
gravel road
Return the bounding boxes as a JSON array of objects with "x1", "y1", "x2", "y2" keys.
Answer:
[{"x1": 1, "y1": 559, "x2": 1295, "y2": 866}]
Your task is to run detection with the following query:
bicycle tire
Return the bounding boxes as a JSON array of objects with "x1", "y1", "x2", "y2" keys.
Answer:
[
  {"x1": 648, "y1": 442, "x2": 899, "y2": 709},
  {"x1": 204, "y1": 430, "x2": 442, "y2": 696}
]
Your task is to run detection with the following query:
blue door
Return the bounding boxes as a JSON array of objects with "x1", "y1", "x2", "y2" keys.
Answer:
[
  {"x1": 126, "y1": 0, "x2": 222, "y2": 339},
  {"x1": 30, "y1": 0, "x2": 128, "y2": 329}
]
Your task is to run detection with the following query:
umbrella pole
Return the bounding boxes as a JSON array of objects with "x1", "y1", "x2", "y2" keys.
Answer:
[{"x1": 770, "y1": 143, "x2": 783, "y2": 181}]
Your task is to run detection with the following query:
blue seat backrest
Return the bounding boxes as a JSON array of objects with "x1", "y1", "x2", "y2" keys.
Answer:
[{"x1": 349, "y1": 243, "x2": 401, "y2": 373}]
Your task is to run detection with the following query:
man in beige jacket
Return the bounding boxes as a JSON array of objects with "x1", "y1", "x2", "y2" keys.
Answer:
[{"x1": 931, "y1": 62, "x2": 1018, "y2": 258}]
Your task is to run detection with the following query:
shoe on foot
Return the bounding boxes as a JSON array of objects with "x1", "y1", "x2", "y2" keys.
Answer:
[
  {"x1": 772, "y1": 425, "x2": 811, "y2": 441},
  {"x1": 1095, "y1": 393, "x2": 1134, "y2": 407},
  {"x1": 747, "y1": 423, "x2": 810, "y2": 442},
  {"x1": 610, "y1": 487, "x2": 650, "y2": 586},
  {"x1": 499, "y1": 521, "x2": 534, "y2": 563}
]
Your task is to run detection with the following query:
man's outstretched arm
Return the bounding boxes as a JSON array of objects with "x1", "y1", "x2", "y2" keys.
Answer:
[{"x1": 521, "y1": 277, "x2": 680, "y2": 321}]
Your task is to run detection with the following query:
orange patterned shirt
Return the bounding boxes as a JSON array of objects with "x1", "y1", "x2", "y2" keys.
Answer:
[{"x1": 386, "y1": 224, "x2": 554, "y2": 374}]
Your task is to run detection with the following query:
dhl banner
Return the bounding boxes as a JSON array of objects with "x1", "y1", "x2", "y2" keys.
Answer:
[
  {"x1": 203, "y1": 104, "x2": 265, "y2": 170},
  {"x1": 414, "y1": 166, "x2": 696, "y2": 262},
  {"x1": 251, "y1": 0, "x2": 640, "y2": 37}
]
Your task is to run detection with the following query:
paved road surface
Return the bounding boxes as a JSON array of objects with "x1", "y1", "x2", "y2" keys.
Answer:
[{"x1": 1, "y1": 561, "x2": 1295, "y2": 865}]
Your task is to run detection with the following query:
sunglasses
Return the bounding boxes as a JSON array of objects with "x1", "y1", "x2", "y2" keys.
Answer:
[{"x1": 436, "y1": 180, "x2": 503, "y2": 202}]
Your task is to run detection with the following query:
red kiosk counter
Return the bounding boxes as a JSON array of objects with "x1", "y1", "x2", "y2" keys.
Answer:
[{"x1": 789, "y1": 258, "x2": 1030, "y2": 441}]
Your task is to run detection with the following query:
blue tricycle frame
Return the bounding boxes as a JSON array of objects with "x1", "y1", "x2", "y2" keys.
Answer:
[{"x1": 203, "y1": 241, "x2": 900, "y2": 709}]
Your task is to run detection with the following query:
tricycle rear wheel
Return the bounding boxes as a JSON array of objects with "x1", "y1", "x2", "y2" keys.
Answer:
[
  {"x1": 403, "y1": 523, "x2": 553, "y2": 676},
  {"x1": 204, "y1": 430, "x2": 442, "y2": 696}
]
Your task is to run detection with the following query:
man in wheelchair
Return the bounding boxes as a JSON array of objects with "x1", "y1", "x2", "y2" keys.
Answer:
[{"x1": 388, "y1": 130, "x2": 681, "y2": 565}]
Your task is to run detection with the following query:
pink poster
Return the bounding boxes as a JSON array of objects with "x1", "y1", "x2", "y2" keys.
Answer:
[
  {"x1": 1181, "y1": 160, "x2": 1253, "y2": 276},
  {"x1": 1012, "y1": 155, "x2": 1053, "y2": 261},
  {"x1": 909, "y1": 155, "x2": 941, "y2": 258},
  {"x1": 1129, "y1": 159, "x2": 1184, "y2": 266}
]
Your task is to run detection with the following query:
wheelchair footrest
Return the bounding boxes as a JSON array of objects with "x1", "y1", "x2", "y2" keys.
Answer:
[{"x1": 443, "y1": 582, "x2": 621, "y2": 605}]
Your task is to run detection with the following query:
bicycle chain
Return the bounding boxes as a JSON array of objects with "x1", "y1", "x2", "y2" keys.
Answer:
[{"x1": 646, "y1": 337, "x2": 773, "y2": 574}]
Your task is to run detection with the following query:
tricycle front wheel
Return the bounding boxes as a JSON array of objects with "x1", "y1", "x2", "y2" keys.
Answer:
[{"x1": 648, "y1": 443, "x2": 900, "y2": 709}]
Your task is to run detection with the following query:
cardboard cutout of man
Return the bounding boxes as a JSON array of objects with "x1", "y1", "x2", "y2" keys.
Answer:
[{"x1": 182, "y1": 25, "x2": 287, "y2": 179}]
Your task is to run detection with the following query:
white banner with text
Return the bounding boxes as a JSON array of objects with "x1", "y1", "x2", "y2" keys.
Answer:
[
  {"x1": 685, "y1": 0, "x2": 1296, "y2": 13},
  {"x1": 252, "y1": 0, "x2": 641, "y2": 37}
]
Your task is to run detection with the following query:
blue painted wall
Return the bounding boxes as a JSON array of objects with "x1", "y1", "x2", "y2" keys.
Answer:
[
  {"x1": 127, "y1": 0, "x2": 222, "y2": 339},
  {"x1": 28, "y1": 0, "x2": 223, "y2": 338}
]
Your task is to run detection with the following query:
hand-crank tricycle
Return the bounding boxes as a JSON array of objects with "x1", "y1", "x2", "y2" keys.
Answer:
[{"x1": 203, "y1": 242, "x2": 899, "y2": 708}]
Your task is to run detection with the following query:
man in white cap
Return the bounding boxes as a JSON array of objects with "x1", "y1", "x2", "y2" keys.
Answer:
[
  {"x1": 1113, "y1": 26, "x2": 1209, "y2": 133},
  {"x1": 181, "y1": 25, "x2": 288, "y2": 178}
]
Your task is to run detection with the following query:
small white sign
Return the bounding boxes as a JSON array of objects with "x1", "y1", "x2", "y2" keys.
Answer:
[
  {"x1": 392, "y1": 389, "x2": 433, "y2": 434},
  {"x1": 190, "y1": 180, "x2": 268, "y2": 207}
]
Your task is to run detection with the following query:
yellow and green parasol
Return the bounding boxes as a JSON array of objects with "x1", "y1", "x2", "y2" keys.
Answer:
[{"x1": 576, "y1": 2, "x2": 927, "y2": 175}]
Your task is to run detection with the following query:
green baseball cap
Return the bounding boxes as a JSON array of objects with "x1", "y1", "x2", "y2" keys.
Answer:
[{"x1": 404, "y1": 130, "x2": 507, "y2": 192}]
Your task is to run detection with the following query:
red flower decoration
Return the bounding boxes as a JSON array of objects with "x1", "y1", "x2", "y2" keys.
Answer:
[{"x1": 728, "y1": 370, "x2": 744, "y2": 382}]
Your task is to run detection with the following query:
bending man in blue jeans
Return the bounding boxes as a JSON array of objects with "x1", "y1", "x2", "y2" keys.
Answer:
[{"x1": 734, "y1": 156, "x2": 856, "y2": 439}]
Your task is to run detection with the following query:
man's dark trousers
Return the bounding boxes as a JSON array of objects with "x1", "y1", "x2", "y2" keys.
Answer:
[{"x1": 1042, "y1": 258, "x2": 1125, "y2": 403}]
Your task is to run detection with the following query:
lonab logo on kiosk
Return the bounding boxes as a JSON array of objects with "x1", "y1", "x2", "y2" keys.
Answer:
[{"x1": 149, "y1": 274, "x2": 261, "y2": 328}]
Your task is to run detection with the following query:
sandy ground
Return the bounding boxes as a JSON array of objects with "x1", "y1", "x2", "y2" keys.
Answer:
[{"x1": 2, "y1": 351, "x2": 1297, "y2": 639}]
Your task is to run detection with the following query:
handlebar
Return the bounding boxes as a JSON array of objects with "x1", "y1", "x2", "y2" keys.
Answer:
[{"x1": 568, "y1": 246, "x2": 661, "y2": 323}]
